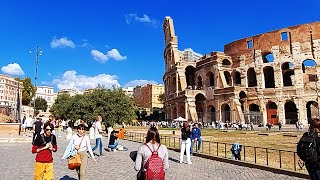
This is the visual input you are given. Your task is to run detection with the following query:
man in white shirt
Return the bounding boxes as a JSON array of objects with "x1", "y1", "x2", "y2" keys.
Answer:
[{"x1": 92, "y1": 116, "x2": 104, "y2": 157}]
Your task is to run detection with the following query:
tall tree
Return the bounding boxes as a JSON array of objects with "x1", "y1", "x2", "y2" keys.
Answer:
[
  {"x1": 50, "y1": 94, "x2": 71, "y2": 120},
  {"x1": 34, "y1": 97, "x2": 48, "y2": 112},
  {"x1": 15, "y1": 77, "x2": 36, "y2": 105}
]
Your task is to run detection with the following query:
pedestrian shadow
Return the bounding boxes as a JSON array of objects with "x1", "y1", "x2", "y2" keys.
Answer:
[
  {"x1": 59, "y1": 175, "x2": 77, "y2": 180},
  {"x1": 169, "y1": 157, "x2": 180, "y2": 163}
]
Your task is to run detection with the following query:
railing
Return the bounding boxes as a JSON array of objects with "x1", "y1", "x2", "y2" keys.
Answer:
[{"x1": 125, "y1": 132, "x2": 307, "y2": 174}]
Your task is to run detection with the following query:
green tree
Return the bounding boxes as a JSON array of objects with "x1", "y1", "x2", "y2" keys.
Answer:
[
  {"x1": 34, "y1": 97, "x2": 48, "y2": 112},
  {"x1": 15, "y1": 77, "x2": 36, "y2": 105},
  {"x1": 50, "y1": 94, "x2": 71, "y2": 120}
]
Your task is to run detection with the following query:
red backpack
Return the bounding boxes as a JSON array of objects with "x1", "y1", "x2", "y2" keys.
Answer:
[{"x1": 144, "y1": 143, "x2": 165, "y2": 180}]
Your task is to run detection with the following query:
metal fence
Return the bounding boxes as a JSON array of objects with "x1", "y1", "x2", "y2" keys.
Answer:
[{"x1": 125, "y1": 132, "x2": 306, "y2": 174}]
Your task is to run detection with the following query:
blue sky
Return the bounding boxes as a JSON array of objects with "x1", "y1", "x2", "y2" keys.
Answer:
[{"x1": 0, "y1": 0, "x2": 319, "y2": 92}]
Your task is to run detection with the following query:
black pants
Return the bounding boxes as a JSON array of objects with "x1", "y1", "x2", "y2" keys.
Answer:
[{"x1": 306, "y1": 163, "x2": 320, "y2": 180}]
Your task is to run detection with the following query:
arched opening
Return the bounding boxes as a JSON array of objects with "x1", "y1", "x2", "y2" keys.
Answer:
[
  {"x1": 224, "y1": 71, "x2": 232, "y2": 86},
  {"x1": 221, "y1": 104, "x2": 231, "y2": 123},
  {"x1": 281, "y1": 62, "x2": 294, "y2": 86},
  {"x1": 233, "y1": 71, "x2": 241, "y2": 86},
  {"x1": 222, "y1": 59, "x2": 231, "y2": 66},
  {"x1": 247, "y1": 68, "x2": 257, "y2": 87},
  {"x1": 284, "y1": 101, "x2": 298, "y2": 124},
  {"x1": 302, "y1": 59, "x2": 317, "y2": 82},
  {"x1": 210, "y1": 106, "x2": 216, "y2": 123},
  {"x1": 263, "y1": 52, "x2": 274, "y2": 63},
  {"x1": 197, "y1": 76, "x2": 203, "y2": 89},
  {"x1": 306, "y1": 101, "x2": 318, "y2": 124},
  {"x1": 185, "y1": 66, "x2": 196, "y2": 88},
  {"x1": 206, "y1": 71, "x2": 215, "y2": 87},
  {"x1": 195, "y1": 93, "x2": 206, "y2": 123},
  {"x1": 263, "y1": 66, "x2": 275, "y2": 88},
  {"x1": 249, "y1": 104, "x2": 260, "y2": 112},
  {"x1": 266, "y1": 101, "x2": 278, "y2": 124},
  {"x1": 173, "y1": 107, "x2": 177, "y2": 120},
  {"x1": 239, "y1": 91, "x2": 247, "y2": 112},
  {"x1": 179, "y1": 105, "x2": 185, "y2": 119},
  {"x1": 172, "y1": 77, "x2": 177, "y2": 93}
]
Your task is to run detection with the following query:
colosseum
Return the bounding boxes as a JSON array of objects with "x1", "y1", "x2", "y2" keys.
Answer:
[{"x1": 163, "y1": 16, "x2": 320, "y2": 126}]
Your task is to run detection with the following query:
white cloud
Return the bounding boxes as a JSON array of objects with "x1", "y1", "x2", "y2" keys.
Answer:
[
  {"x1": 91, "y1": 49, "x2": 127, "y2": 63},
  {"x1": 124, "y1": 80, "x2": 158, "y2": 88},
  {"x1": 1, "y1": 63, "x2": 24, "y2": 76},
  {"x1": 52, "y1": 70, "x2": 120, "y2": 91},
  {"x1": 125, "y1": 14, "x2": 158, "y2": 27},
  {"x1": 50, "y1": 37, "x2": 75, "y2": 48}
]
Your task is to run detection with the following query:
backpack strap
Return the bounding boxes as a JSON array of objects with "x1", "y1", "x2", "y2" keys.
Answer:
[
  {"x1": 41, "y1": 134, "x2": 46, "y2": 145},
  {"x1": 145, "y1": 143, "x2": 161, "y2": 154}
]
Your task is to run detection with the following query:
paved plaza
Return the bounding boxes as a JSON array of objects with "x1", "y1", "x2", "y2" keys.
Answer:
[{"x1": 0, "y1": 137, "x2": 307, "y2": 180}]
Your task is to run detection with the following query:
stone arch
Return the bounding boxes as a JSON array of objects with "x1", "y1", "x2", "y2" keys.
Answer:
[
  {"x1": 239, "y1": 91, "x2": 247, "y2": 112},
  {"x1": 306, "y1": 101, "x2": 318, "y2": 124},
  {"x1": 179, "y1": 105, "x2": 185, "y2": 119},
  {"x1": 224, "y1": 71, "x2": 232, "y2": 86},
  {"x1": 221, "y1": 103, "x2": 231, "y2": 123},
  {"x1": 281, "y1": 62, "x2": 294, "y2": 86},
  {"x1": 206, "y1": 71, "x2": 215, "y2": 87},
  {"x1": 284, "y1": 101, "x2": 298, "y2": 124},
  {"x1": 232, "y1": 70, "x2": 241, "y2": 86},
  {"x1": 266, "y1": 101, "x2": 278, "y2": 124},
  {"x1": 185, "y1": 66, "x2": 196, "y2": 87},
  {"x1": 302, "y1": 59, "x2": 317, "y2": 82},
  {"x1": 207, "y1": 105, "x2": 216, "y2": 123},
  {"x1": 262, "y1": 52, "x2": 274, "y2": 63},
  {"x1": 222, "y1": 59, "x2": 231, "y2": 66},
  {"x1": 263, "y1": 66, "x2": 275, "y2": 88},
  {"x1": 196, "y1": 75, "x2": 203, "y2": 89},
  {"x1": 247, "y1": 68, "x2": 257, "y2": 87},
  {"x1": 195, "y1": 93, "x2": 206, "y2": 123}
]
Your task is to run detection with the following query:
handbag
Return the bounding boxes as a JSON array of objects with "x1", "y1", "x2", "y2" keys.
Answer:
[{"x1": 68, "y1": 136, "x2": 85, "y2": 170}]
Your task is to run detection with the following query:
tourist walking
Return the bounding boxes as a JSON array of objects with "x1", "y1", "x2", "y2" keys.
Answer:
[
  {"x1": 70, "y1": 124, "x2": 96, "y2": 180},
  {"x1": 297, "y1": 118, "x2": 320, "y2": 180},
  {"x1": 32, "y1": 122, "x2": 58, "y2": 180},
  {"x1": 191, "y1": 123, "x2": 201, "y2": 155},
  {"x1": 32, "y1": 118, "x2": 43, "y2": 143},
  {"x1": 92, "y1": 116, "x2": 104, "y2": 157},
  {"x1": 180, "y1": 122, "x2": 192, "y2": 164},
  {"x1": 134, "y1": 127, "x2": 169, "y2": 180}
]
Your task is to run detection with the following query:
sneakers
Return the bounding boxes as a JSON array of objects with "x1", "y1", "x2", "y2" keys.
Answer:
[
  {"x1": 113, "y1": 149, "x2": 117, "y2": 152},
  {"x1": 179, "y1": 161, "x2": 183, "y2": 164},
  {"x1": 197, "y1": 150, "x2": 200, "y2": 153},
  {"x1": 187, "y1": 161, "x2": 192, "y2": 165}
]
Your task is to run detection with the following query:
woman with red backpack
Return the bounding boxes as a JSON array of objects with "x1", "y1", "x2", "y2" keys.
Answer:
[{"x1": 134, "y1": 127, "x2": 169, "y2": 180}]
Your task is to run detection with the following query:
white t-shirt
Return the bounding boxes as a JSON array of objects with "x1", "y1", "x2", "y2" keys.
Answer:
[
  {"x1": 70, "y1": 134, "x2": 94, "y2": 158},
  {"x1": 94, "y1": 121, "x2": 102, "y2": 139}
]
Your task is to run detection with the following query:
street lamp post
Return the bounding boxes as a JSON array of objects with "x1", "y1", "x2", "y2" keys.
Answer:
[{"x1": 30, "y1": 46, "x2": 42, "y2": 117}]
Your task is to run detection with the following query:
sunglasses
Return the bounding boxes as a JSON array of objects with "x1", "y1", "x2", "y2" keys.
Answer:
[
  {"x1": 45, "y1": 128, "x2": 53, "y2": 131},
  {"x1": 78, "y1": 128, "x2": 85, "y2": 130}
]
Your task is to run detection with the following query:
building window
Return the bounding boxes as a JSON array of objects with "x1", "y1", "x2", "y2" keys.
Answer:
[
  {"x1": 247, "y1": 40, "x2": 253, "y2": 49},
  {"x1": 281, "y1": 32, "x2": 288, "y2": 41}
]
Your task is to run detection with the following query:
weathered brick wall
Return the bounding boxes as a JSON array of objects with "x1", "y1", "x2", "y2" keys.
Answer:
[{"x1": 0, "y1": 123, "x2": 20, "y2": 135}]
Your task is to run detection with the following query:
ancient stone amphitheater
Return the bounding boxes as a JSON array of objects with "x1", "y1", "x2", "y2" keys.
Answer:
[{"x1": 163, "y1": 16, "x2": 320, "y2": 125}]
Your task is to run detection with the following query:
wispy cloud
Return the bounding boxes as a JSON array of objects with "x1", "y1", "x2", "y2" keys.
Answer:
[
  {"x1": 1, "y1": 63, "x2": 24, "y2": 76},
  {"x1": 91, "y1": 49, "x2": 127, "y2": 63},
  {"x1": 124, "y1": 80, "x2": 158, "y2": 88},
  {"x1": 52, "y1": 70, "x2": 120, "y2": 90},
  {"x1": 50, "y1": 37, "x2": 75, "y2": 48},
  {"x1": 125, "y1": 14, "x2": 158, "y2": 27}
]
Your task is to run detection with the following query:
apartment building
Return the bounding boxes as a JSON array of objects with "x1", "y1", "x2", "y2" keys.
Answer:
[
  {"x1": 35, "y1": 86, "x2": 56, "y2": 109},
  {"x1": 133, "y1": 84, "x2": 164, "y2": 111}
]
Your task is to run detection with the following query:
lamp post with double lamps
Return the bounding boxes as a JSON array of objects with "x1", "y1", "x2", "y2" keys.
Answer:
[{"x1": 29, "y1": 46, "x2": 42, "y2": 117}]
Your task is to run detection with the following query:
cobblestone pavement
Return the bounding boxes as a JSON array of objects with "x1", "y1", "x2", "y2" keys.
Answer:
[{"x1": 0, "y1": 137, "x2": 307, "y2": 180}]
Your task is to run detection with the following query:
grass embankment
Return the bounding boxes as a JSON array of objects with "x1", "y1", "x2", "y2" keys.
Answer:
[{"x1": 124, "y1": 126, "x2": 306, "y2": 173}]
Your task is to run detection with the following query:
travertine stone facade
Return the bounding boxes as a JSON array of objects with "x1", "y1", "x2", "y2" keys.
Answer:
[{"x1": 163, "y1": 16, "x2": 320, "y2": 125}]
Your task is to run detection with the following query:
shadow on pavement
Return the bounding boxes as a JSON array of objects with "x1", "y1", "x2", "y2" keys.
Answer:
[
  {"x1": 169, "y1": 157, "x2": 180, "y2": 163},
  {"x1": 59, "y1": 175, "x2": 77, "y2": 180}
]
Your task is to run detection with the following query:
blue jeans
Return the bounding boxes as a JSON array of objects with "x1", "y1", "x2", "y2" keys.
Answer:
[
  {"x1": 92, "y1": 138, "x2": 103, "y2": 156},
  {"x1": 108, "y1": 141, "x2": 118, "y2": 150},
  {"x1": 191, "y1": 138, "x2": 201, "y2": 154}
]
